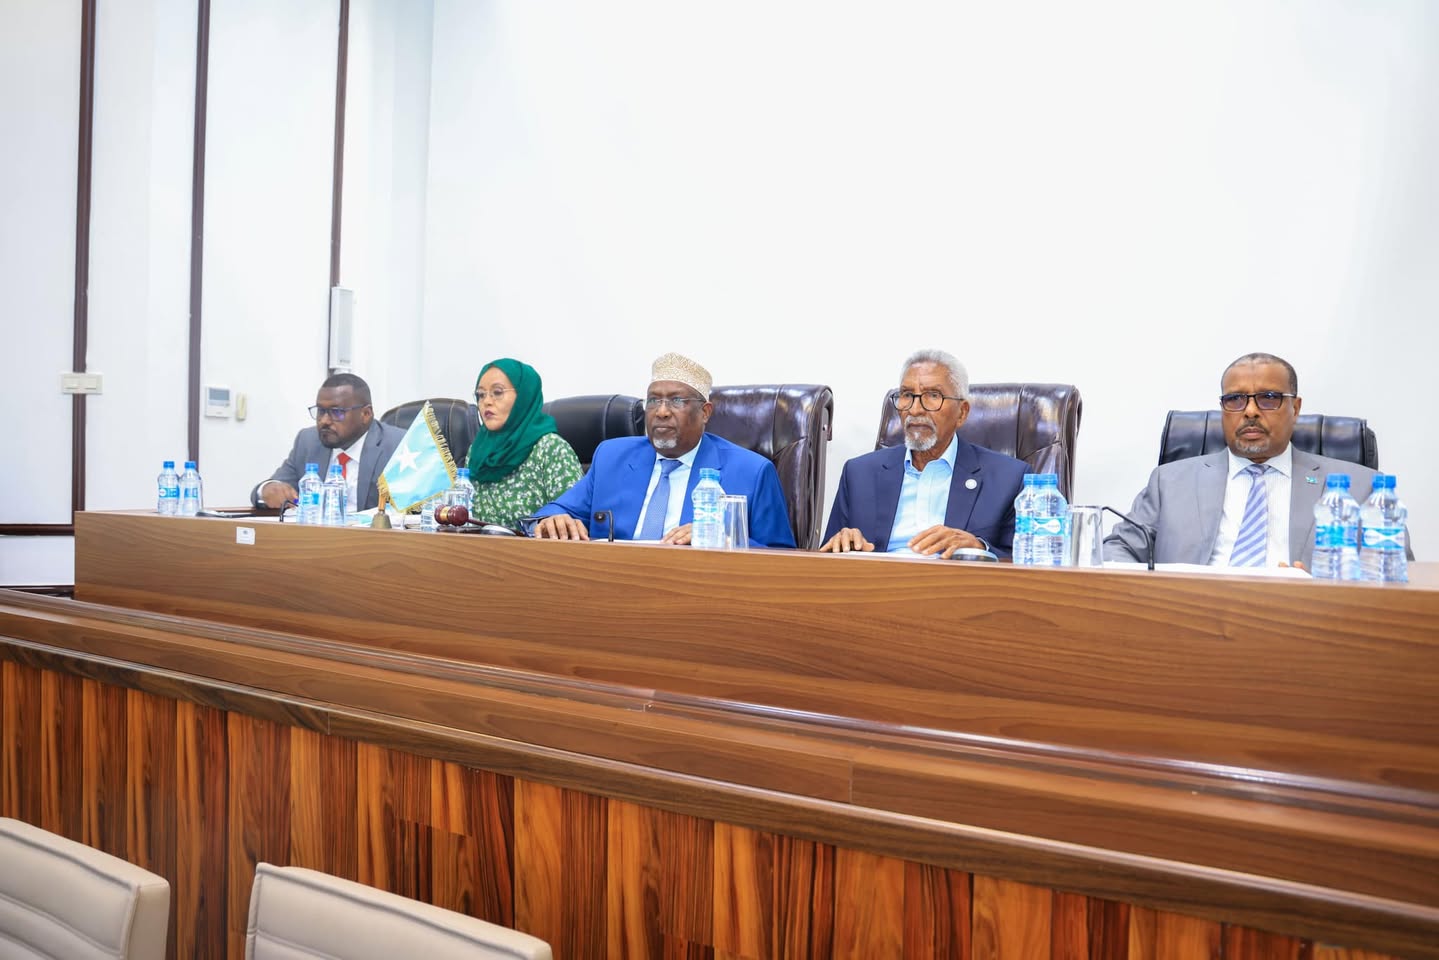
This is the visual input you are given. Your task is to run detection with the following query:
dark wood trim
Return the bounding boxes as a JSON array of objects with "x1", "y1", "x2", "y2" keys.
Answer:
[
  {"x1": 3, "y1": 586, "x2": 74, "y2": 597},
  {"x1": 71, "y1": 0, "x2": 97, "y2": 516},
  {"x1": 328, "y1": 0, "x2": 349, "y2": 290},
  {"x1": 1, "y1": 626, "x2": 1435, "y2": 959},
  {"x1": 0, "y1": 525, "x2": 76, "y2": 537},
  {"x1": 187, "y1": 0, "x2": 211, "y2": 464}
]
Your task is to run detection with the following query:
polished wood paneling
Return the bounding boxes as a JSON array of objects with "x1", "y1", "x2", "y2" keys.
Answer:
[
  {"x1": 72, "y1": 514, "x2": 1439, "y2": 791},
  {"x1": 2, "y1": 592, "x2": 1435, "y2": 957},
  {"x1": 0, "y1": 657, "x2": 1413, "y2": 960}
]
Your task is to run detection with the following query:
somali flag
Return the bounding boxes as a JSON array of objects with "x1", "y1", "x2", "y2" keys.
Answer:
[{"x1": 377, "y1": 401, "x2": 458, "y2": 511}]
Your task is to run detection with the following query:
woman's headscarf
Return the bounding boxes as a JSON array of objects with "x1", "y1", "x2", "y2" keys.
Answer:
[{"x1": 464, "y1": 358, "x2": 559, "y2": 484}]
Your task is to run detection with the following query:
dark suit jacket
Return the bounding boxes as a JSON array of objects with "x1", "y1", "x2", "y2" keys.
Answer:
[
  {"x1": 823, "y1": 439, "x2": 1027, "y2": 556},
  {"x1": 534, "y1": 433, "x2": 795, "y2": 548},
  {"x1": 250, "y1": 420, "x2": 405, "y2": 512}
]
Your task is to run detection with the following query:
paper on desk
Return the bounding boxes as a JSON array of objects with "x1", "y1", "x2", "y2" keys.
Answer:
[{"x1": 1102, "y1": 561, "x2": 1311, "y2": 578}]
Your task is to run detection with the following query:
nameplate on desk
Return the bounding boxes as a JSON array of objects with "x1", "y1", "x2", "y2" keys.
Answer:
[{"x1": 236, "y1": 527, "x2": 255, "y2": 546}]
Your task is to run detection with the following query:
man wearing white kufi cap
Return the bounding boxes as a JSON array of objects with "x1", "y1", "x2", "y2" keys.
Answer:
[{"x1": 531, "y1": 353, "x2": 795, "y2": 547}]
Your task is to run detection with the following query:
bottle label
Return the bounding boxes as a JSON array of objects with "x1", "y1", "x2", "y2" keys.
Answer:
[
  {"x1": 1014, "y1": 516, "x2": 1034, "y2": 536},
  {"x1": 1314, "y1": 524, "x2": 1358, "y2": 549},
  {"x1": 1361, "y1": 526, "x2": 1405, "y2": 551},
  {"x1": 1032, "y1": 515, "x2": 1065, "y2": 535}
]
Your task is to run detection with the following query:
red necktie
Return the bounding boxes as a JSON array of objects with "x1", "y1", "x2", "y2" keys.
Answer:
[{"x1": 337, "y1": 452, "x2": 352, "y2": 478}]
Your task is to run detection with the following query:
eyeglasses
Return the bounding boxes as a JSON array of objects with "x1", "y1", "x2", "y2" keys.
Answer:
[
  {"x1": 475, "y1": 387, "x2": 512, "y2": 403},
  {"x1": 644, "y1": 396, "x2": 701, "y2": 411},
  {"x1": 308, "y1": 404, "x2": 369, "y2": 421},
  {"x1": 892, "y1": 390, "x2": 963, "y2": 412},
  {"x1": 1219, "y1": 391, "x2": 1296, "y2": 412}
]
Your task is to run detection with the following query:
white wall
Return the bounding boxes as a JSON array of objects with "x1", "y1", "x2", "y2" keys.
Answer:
[
  {"x1": 413, "y1": 1, "x2": 1439, "y2": 552},
  {"x1": 87, "y1": 0, "x2": 196, "y2": 509},
  {"x1": 0, "y1": 0, "x2": 81, "y2": 583},
  {"x1": 198, "y1": 0, "x2": 340, "y2": 508},
  {"x1": 4, "y1": 1, "x2": 1436, "y2": 586}
]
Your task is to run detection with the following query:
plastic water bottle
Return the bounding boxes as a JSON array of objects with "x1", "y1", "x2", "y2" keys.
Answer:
[
  {"x1": 321, "y1": 463, "x2": 348, "y2": 526},
  {"x1": 1011, "y1": 474, "x2": 1039, "y2": 565},
  {"x1": 691, "y1": 468, "x2": 725, "y2": 550},
  {"x1": 297, "y1": 463, "x2": 324, "y2": 525},
  {"x1": 1360, "y1": 474, "x2": 1408, "y2": 583},
  {"x1": 447, "y1": 467, "x2": 476, "y2": 512},
  {"x1": 1030, "y1": 474, "x2": 1071, "y2": 566},
  {"x1": 178, "y1": 461, "x2": 202, "y2": 516},
  {"x1": 419, "y1": 491, "x2": 439, "y2": 532},
  {"x1": 1312, "y1": 474, "x2": 1360, "y2": 581},
  {"x1": 156, "y1": 461, "x2": 179, "y2": 515}
]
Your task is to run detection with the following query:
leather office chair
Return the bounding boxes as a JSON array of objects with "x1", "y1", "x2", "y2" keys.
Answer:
[
  {"x1": 379, "y1": 398, "x2": 479, "y2": 465},
  {"x1": 707, "y1": 384, "x2": 834, "y2": 550},
  {"x1": 540, "y1": 394, "x2": 645, "y2": 470},
  {"x1": 0, "y1": 816, "x2": 171, "y2": 960},
  {"x1": 245, "y1": 862, "x2": 552, "y2": 959},
  {"x1": 875, "y1": 383, "x2": 1083, "y2": 500},
  {"x1": 1158, "y1": 411, "x2": 1378, "y2": 468}
]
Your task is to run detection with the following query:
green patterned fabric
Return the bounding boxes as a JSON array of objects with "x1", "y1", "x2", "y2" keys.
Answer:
[{"x1": 469, "y1": 432, "x2": 582, "y2": 529}]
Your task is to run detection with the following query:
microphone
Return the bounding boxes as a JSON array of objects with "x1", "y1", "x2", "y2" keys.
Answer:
[
  {"x1": 1101, "y1": 505, "x2": 1156, "y2": 571},
  {"x1": 593, "y1": 510, "x2": 618, "y2": 542}
]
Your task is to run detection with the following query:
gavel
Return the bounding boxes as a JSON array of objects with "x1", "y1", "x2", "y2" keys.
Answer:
[{"x1": 434, "y1": 504, "x2": 470, "y2": 527}]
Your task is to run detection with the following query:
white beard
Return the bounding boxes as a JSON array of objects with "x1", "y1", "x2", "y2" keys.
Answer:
[
  {"x1": 903, "y1": 416, "x2": 937, "y2": 452},
  {"x1": 651, "y1": 435, "x2": 678, "y2": 451}
]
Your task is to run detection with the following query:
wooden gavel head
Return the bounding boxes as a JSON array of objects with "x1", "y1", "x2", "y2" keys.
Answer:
[{"x1": 434, "y1": 504, "x2": 470, "y2": 527}]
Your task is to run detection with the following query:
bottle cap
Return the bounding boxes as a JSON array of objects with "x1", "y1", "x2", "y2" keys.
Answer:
[
  {"x1": 162, "y1": 460, "x2": 174, "y2": 469},
  {"x1": 457, "y1": 468, "x2": 470, "y2": 479},
  {"x1": 184, "y1": 461, "x2": 197, "y2": 470},
  {"x1": 1376, "y1": 473, "x2": 1396, "y2": 490},
  {"x1": 1324, "y1": 473, "x2": 1351, "y2": 489},
  {"x1": 699, "y1": 467, "x2": 721, "y2": 482},
  {"x1": 306, "y1": 462, "x2": 319, "y2": 472}
]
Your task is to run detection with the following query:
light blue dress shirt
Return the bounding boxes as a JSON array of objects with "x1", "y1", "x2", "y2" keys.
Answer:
[
  {"x1": 885, "y1": 434, "x2": 958, "y2": 553},
  {"x1": 633, "y1": 438, "x2": 702, "y2": 538}
]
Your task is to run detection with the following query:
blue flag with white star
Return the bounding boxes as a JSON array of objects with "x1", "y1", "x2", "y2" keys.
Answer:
[{"x1": 377, "y1": 401, "x2": 458, "y2": 511}]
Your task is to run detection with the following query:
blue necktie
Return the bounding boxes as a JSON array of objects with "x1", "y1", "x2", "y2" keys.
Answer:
[
  {"x1": 638, "y1": 459, "x2": 681, "y2": 540},
  {"x1": 1229, "y1": 464, "x2": 1272, "y2": 567}
]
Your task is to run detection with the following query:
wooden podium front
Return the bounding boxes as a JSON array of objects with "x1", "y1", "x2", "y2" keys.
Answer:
[{"x1": 1, "y1": 511, "x2": 1436, "y2": 959}]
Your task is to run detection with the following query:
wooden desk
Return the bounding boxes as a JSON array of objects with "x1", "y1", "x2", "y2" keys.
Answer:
[{"x1": 1, "y1": 511, "x2": 1436, "y2": 959}]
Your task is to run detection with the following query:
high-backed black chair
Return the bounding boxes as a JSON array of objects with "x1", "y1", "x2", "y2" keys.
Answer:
[
  {"x1": 1158, "y1": 411, "x2": 1378, "y2": 468},
  {"x1": 707, "y1": 384, "x2": 834, "y2": 550},
  {"x1": 875, "y1": 383, "x2": 1083, "y2": 500},
  {"x1": 378, "y1": 398, "x2": 478, "y2": 464},
  {"x1": 541, "y1": 394, "x2": 645, "y2": 470}
]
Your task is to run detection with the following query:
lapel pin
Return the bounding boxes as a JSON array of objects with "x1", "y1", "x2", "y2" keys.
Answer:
[
  {"x1": 1305, "y1": 476, "x2": 1318, "y2": 484},
  {"x1": 965, "y1": 478, "x2": 978, "y2": 490}
]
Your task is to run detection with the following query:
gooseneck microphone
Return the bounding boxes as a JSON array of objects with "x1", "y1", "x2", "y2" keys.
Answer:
[
  {"x1": 593, "y1": 510, "x2": 618, "y2": 542},
  {"x1": 1101, "y1": 505, "x2": 1156, "y2": 571}
]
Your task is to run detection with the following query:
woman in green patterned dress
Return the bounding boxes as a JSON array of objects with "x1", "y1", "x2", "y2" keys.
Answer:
[{"x1": 463, "y1": 358, "x2": 582, "y2": 529}]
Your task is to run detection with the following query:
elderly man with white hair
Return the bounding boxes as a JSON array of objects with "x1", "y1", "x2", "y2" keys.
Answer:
[
  {"x1": 820, "y1": 349, "x2": 1027, "y2": 558},
  {"x1": 531, "y1": 352, "x2": 796, "y2": 547}
]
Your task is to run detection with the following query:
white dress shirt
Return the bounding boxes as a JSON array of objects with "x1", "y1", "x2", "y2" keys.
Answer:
[
  {"x1": 1208, "y1": 445, "x2": 1293, "y2": 566},
  {"x1": 330, "y1": 433, "x2": 367, "y2": 510}
]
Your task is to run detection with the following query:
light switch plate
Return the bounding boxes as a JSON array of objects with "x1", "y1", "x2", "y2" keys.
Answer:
[{"x1": 61, "y1": 372, "x2": 103, "y2": 394}]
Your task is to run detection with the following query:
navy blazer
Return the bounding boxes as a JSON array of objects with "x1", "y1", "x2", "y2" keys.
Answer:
[
  {"x1": 823, "y1": 438, "x2": 1027, "y2": 556},
  {"x1": 534, "y1": 433, "x2": 796, "y2": 548}
]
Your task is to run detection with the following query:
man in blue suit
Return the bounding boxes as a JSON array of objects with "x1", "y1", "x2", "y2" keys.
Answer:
[
  {"x1": 531, "y1": 353, "x2": 795, "y2": 548},
  {"x1": 821, "y1": 349, "x2": 1026, "y2": 558}
]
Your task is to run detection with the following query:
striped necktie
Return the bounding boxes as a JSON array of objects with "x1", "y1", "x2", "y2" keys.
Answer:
[
  {"x1": 1229, "y1": 463, "x2": 1272, "y2": 567},
  {"x1": 638, "y1": 459, "x2": 681, "y2": 540}
]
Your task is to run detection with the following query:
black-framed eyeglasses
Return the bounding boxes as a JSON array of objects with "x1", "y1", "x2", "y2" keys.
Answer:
[
  {"x1": 308, "y1": 404, "x2": 369, "y2": 421},
  {"x1": 475, "y1": 387, "x2": 512, "y2": 403},
  {"x1": 1219, "y1": 391, "x2": 1296, "y2": 412},
  {"x1": 892, "y1": 390, "x2": 963, "y2": 413},
  {"x1": 644, "y1": 396, "x2": 700, "y2": 411}
]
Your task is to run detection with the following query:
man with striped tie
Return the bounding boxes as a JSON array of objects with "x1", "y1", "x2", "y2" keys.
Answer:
[{"x1": 1103, "y1": 353, "x2": 1406, "y2": 569}]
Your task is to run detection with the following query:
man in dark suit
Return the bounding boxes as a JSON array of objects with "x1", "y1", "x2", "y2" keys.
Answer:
[
  {"x1": 821, "y1": 350, "x2": 1027, "y2": 558},
  {"x1": 251, "y1": 373, "x2": 405, "y2": 513}
]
